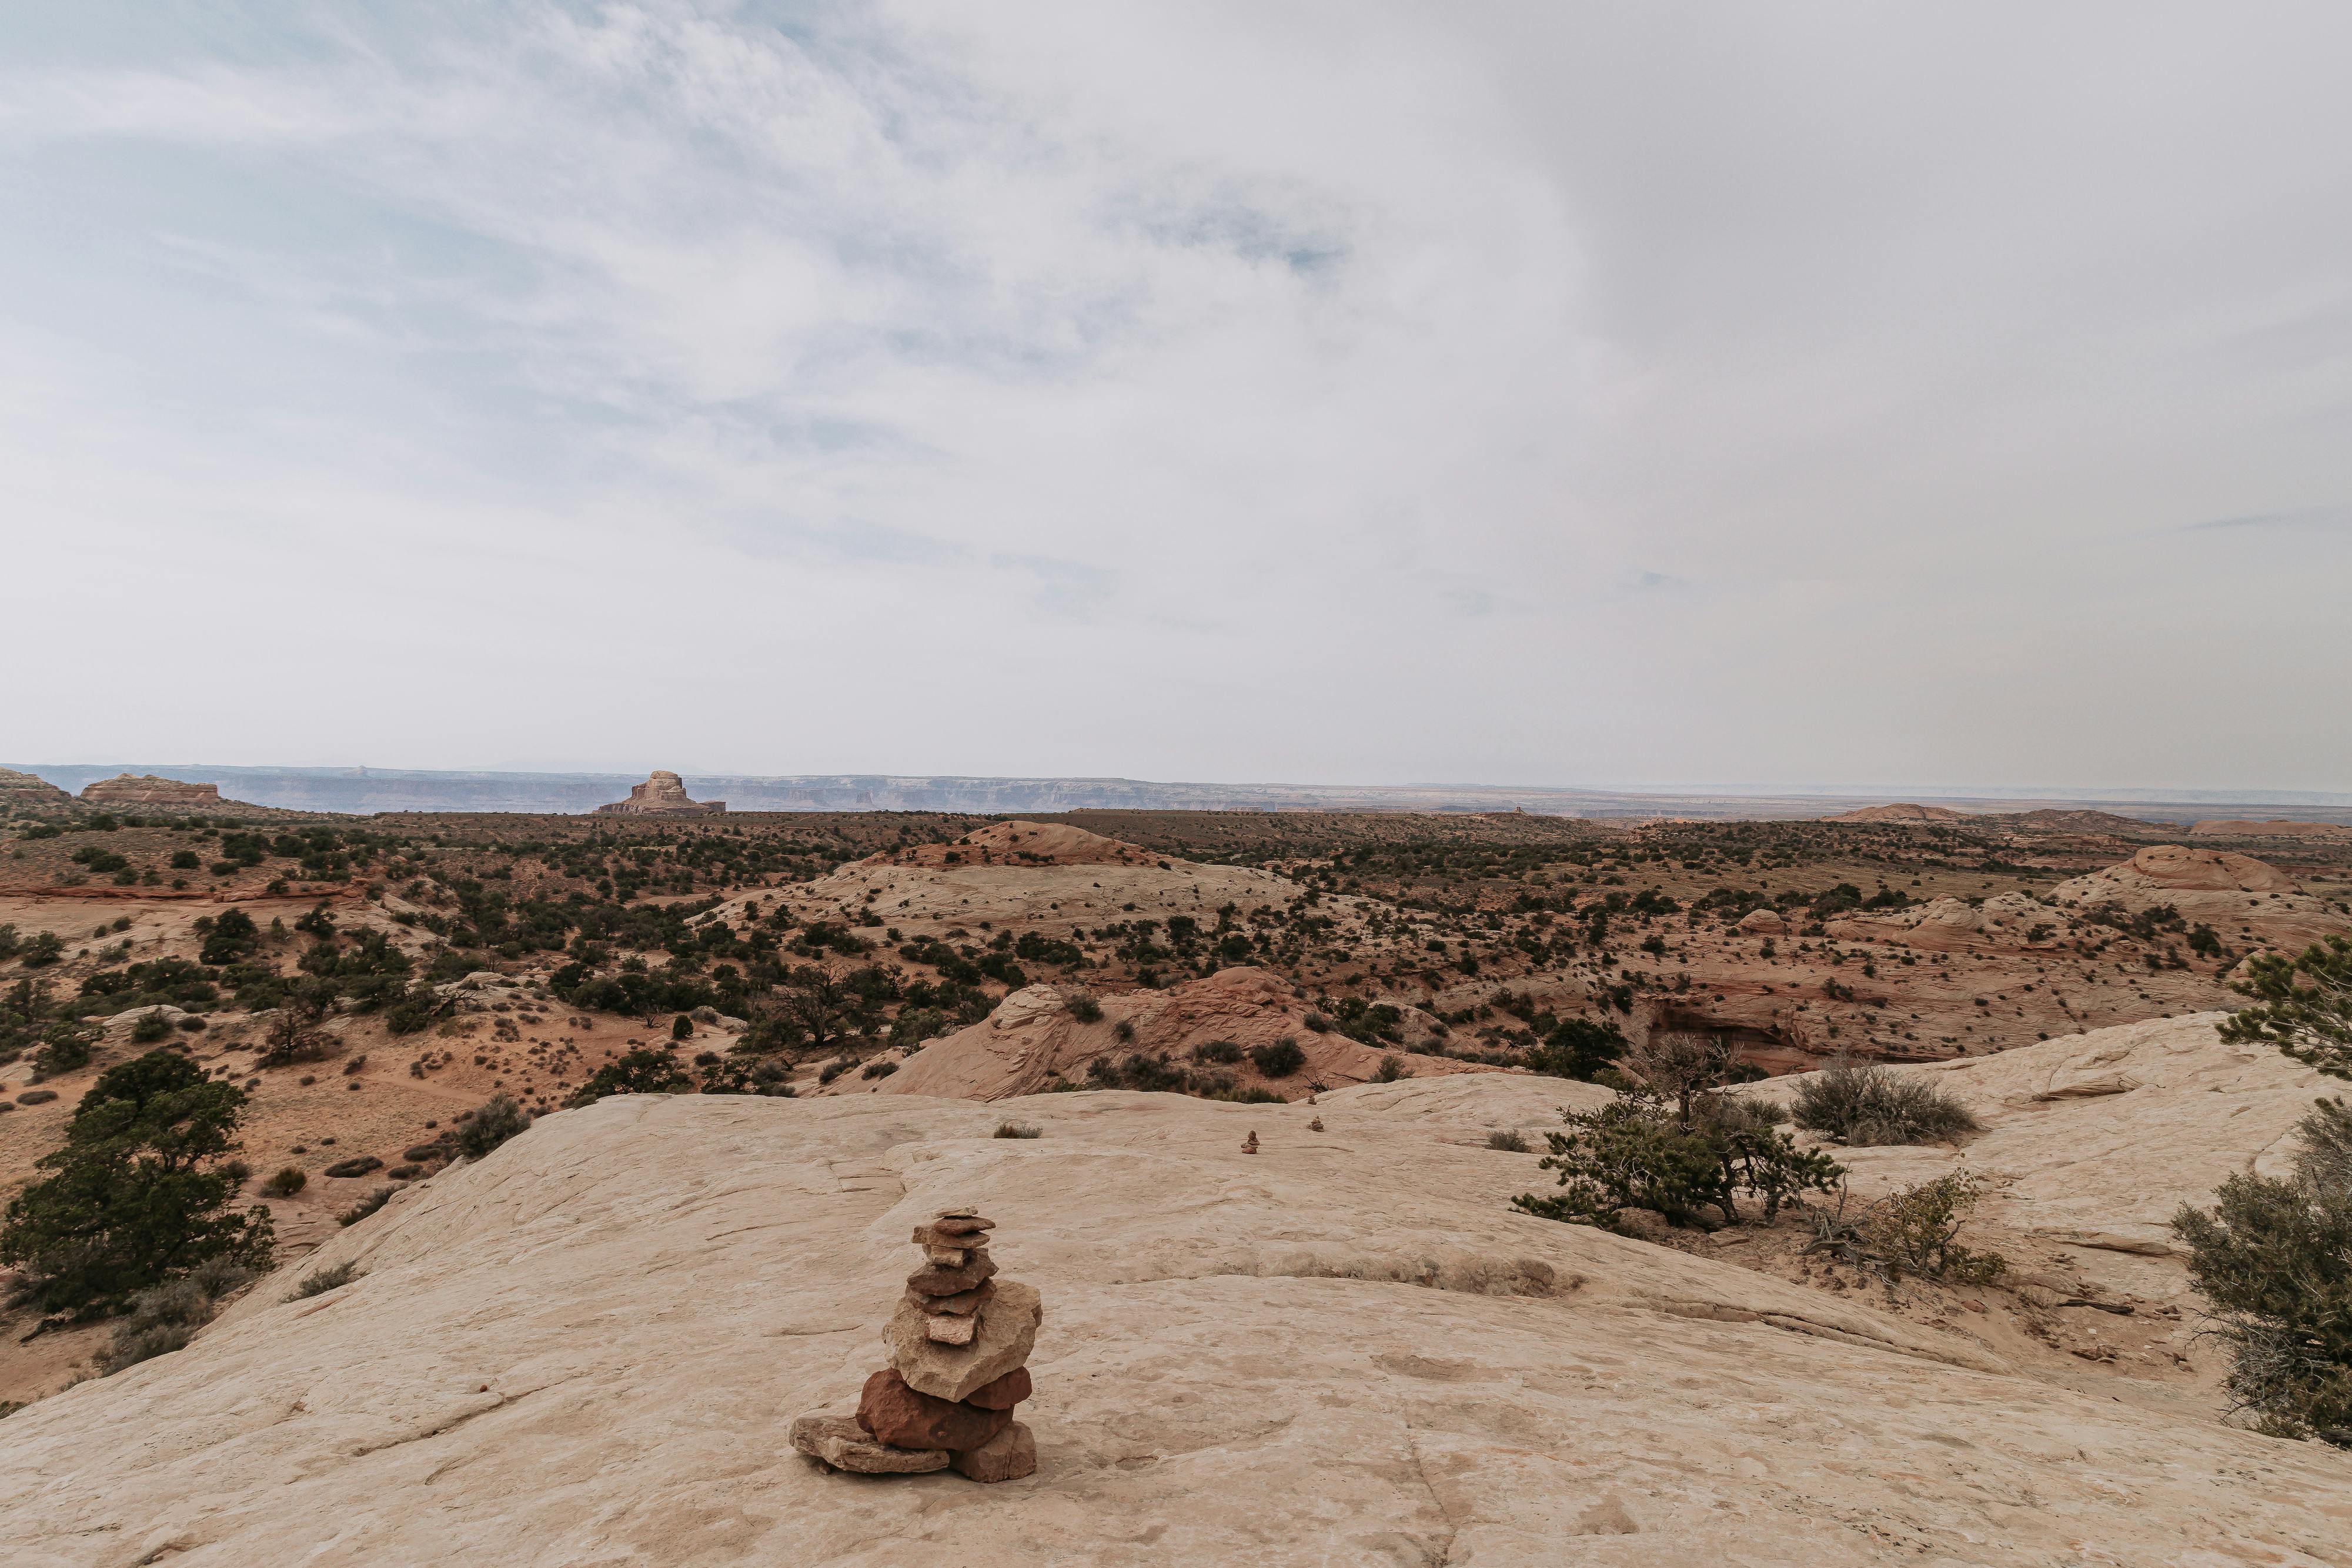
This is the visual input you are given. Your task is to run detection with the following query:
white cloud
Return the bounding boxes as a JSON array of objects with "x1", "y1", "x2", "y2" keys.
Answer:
[{"x1": 0, "y1": 1, "x2": 2345, "y2": 789}]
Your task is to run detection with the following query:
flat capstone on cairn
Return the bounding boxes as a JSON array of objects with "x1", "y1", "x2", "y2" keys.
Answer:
[{"x1": 789, "y1": 1207, "x2": 1042, "y2": 1482}]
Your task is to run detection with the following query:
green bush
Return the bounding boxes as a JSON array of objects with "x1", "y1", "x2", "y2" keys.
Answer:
[
  {"x1": 1486, "y1": 1129, "x2": 1530, "y2": 1152},
  {"x1": 0, "y1": 1051, "x2": 273, "y2": 1316},
  {"x1": 19, "y1": 931, "x2": 64, "y2": 969},
  {"x1": 290, "y1": 1259, "x2": 362, "y2": 1299},
  {"x1": 1513, "y1": 1085, "x2": 1842, "y2": 1232},
  {"x1": 568, "y1": 1048, "x2": 691, "y2": 1106},
  {"x1": 129, "y1": 1012, "x2": 172, "y2": 1045},
  {"x1": 1375, "y1": 1054, "x2": 1408, "y2": 1083},
  {"x1": 262, "y1": 1166, "x2": 306, "y2": 1198},
  {"x1": 1250, "y1": 1038, "x2": 1305, "y2": 1078},
  {"x1": 2174, "y1": 1098, "x2": 2352, "y2": 1445},
  {"x1": 1863, "y1": 1172, "x2": 2006, "y2": 1283},
  {"x1": 671, "y1": 1013, "x2": 694, "y2": 1041},
  {"x1": 1522, "y1": 1017, "x2": 1626, "y2": 1082},
  {"x1": 97, "y1": 1259, "x2": 254, "y2": 1373},
  {"x1": 1792, "y1": 1057, "x2": 1979, "y2": 1146},
  {"x1": 2221, "y1": 936, "x2": 2352, "y2": 1079},
  {"x1": 1065, "y1": 991, "x2": 1103, "y2": 1024},
  {"x1": 455, "y1": 1095, "x2": 531, "y2": 1158},
  {"x1": 1191, "y1": 1040, "x2": 1243, "y2": 1064}
]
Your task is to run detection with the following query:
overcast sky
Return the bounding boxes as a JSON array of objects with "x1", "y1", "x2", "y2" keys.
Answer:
[{"x1": 3, "y1": 2, "x2": 2346, "y2": 792}]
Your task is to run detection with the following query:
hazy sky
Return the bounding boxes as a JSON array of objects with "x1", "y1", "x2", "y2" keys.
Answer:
[{"x1": 4, "y1": 2, "x2": 2346, "y2": 791}]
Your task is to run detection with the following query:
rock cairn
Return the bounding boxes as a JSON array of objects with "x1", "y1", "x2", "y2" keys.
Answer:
[{"x1": 789, "y1": 1207, "x2": 1041, "y2": 1483}]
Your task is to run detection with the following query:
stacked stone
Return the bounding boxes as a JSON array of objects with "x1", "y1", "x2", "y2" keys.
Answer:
[{"x1": 789, "y1": 1207, "x2": 1042, "y2": 1483}]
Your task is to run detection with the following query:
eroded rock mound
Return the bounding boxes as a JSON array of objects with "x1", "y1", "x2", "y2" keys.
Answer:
[
  {"x1": 1824, "y1": 803, "x2": 1970, "y2": 824},
  {"x1": 874, "y1": 821, "x2": 1160, "y2": 869},
  {"x1": 836, "y1": 967, "x2": 1496, "y2": 1102},
  {"x1": 76, "y1": 774, "x2": 222, "y2": 808},
  {"x1": 0, "y1": 767, "x2": 74, "y2": 808},
  {"x1": 595, "y1": 770, "x2": 725, "y2": 816}
]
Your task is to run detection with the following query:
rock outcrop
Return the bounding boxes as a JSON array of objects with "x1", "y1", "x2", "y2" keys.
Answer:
[
  {"x1": 77, "y1": 774, "x2": 224, "y2": 808},
  {"x1": 1823, "y1": 803, "x2": 1970, "y2": 824},
  {"x1": 0, "y1": 768, "x2": 73, "y2": 808},
  {"x1": 790, "y1": 1206, "x2": 1041, "y2": 1481},
  {"x1": 872, "y1": 821, "x2": 1159, "y2": 868},
  {"x1": 2190, "y1": 819, "x2": 2352, "y2": 840},
  {"x1": 830, "y1": 968, "x2": 1494, "y2": 1102},
  {"x1": 3, "y1": 1036, "x2": 2349, "y2": 1563},
  {"x1": 594, "y1": 770, "x2": 725, "y2": 816}
]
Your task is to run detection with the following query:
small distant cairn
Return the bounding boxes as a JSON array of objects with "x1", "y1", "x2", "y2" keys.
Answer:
[{"x1": 790, "y1": 1206, "x2": 1042, "y2": 1482}]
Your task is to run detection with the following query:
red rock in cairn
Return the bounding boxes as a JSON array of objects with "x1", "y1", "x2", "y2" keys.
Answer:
[{"x1": 789, "y1": 1206, "x2": 1040, "y2": 1482}]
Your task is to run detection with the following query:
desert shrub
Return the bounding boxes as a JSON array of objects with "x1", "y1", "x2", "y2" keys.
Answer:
[
  {"x1": 994, "y1": 1121, "x2": 1041, "y2": 1139},
  {"x1": 1375, "y1": 1054, "x2": 1408, "y2": 1083},
  {"x1": 1863, "y1": 1172, "x2": 2006, "y2": 1283},
  {"x1": 1065, "y1": 991, "x2": 1103, "y2": 1024},
  {"x1": 338, "y1": 1186, "x2": 394, "y2": 1226},
  {"x1": 262, "y1": 1166, "x2": 306, "y2": 1198},
  {"x1": 569, "y1": 1048, "x2": 692, "y2": 1106},
  {"x1": 1487, "y1": 1129, "x2": 1530, "y2": 1152},
  {"x1": 1522, "y1": 1017, "x2": 1627, "y2": 1082},
  {"x1": 699, "y1": 1056, "x2": 795, "y2": 1096},
  {"x1": 30, "y1": 1019, "x2": 96, "y2": 1079},
  {"x1": 2174, "y1": 1097, "x2": 2352, "y2": 1445},
  {"x1": 1250, "y1": 1038, "x2": 1306, "y2": 1078},
  {"x1": 322, "y1": 1155, "x2": 382, "y2": 1179},
  {"x1": 382, "y1": 984, "x2": 447, "y2": 1037},
  {"x1": 1191, "y1": 1040, "x2": 1243, "y2": 1065},
  {"x1": 98, "y1": 1260, "x2": 254, "y2": 1373},
  {"x1": 817, "y1": 1057, "x2": 851, "y2": 1085},
  {"x1": 290, "y1": 1259, "x2": 362, "y2": 1299},
  {"x1": 129, "y1": 1012, "x2": 172, "y2": 1045},
  {"x1": 1302, "y1": 1011, "x2": 1331, "y2": 1033},
  {"x1": 0, "y1": 1051, "x2": 272, "y2": 1316},
  {"x1": 1112, "y1": 1019, "x2": 1135, "y2": 1044},
  {"x1": 671, "y1": 1014, "x2": 694, "y2": 1041},
  {"x1": 455, "y1": 1095, "x2": 530, "y2": 1159},
  {"x1": 860, "y1": 1059, "x2": 898, "y2": 1079},
  {"x1": 1792, "y1": 1058, "x2": 1978, "y2": 1146},
  {"x1": 19, "y1": 930, "x2": 65, "y2": 968},
  {"x1": 255, "y1": 997, "x2": 334, "y2": 1068},
  {"x1": 2221, "y1": 936, "x2": 2352, "y2": 1079},
  {"x1": 1514, "y1": 1085, "x2": 1842, "y2": 1232}
]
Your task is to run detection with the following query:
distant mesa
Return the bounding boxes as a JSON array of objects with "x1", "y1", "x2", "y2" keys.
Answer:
[
  {"x1": 0, "y1": 768, "x2": 74, "y2": 808},
  {"x1": 79, "y1": 773, "x2": 224, "y2": 808},
  {"x1": 2191, "y1": 819, "x2": 2352, "y2": 840},
  {"x1": 873, "y1": 821, "x2": 1155, "y2": 869},
  {"x1": 1825, "y1": 803, "x2": 1972, "y2": 824},
  {"x1": 596, "y1": 770, "x2": 726, "y2": 816}
]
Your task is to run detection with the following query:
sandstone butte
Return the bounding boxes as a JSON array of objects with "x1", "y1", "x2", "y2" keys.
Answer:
[
  {"x1": 3, "y1": 1012, "x2": 2349, "y2": 1564},
  {"x1": 0, "y1": 768, "x2": 73, "y2": 807},
  {"x1": 1822, "y1": 802, "x2": 1973, "y2": 824},
  {"x1": 596, "y1": 770, "x2": 727, "y2": 816},
  {"x1": 75, "y1": 774, "x2": 224, "y2": 808}
]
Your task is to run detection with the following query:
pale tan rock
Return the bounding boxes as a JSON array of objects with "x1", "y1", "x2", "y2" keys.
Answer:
[
  {"x1": 76, "y1": 773, "x2": 223, "y2": 808},
  {"x1": 886, "y1": 1281, "x2": 1041, "y2": 1402},
  {"x1": 0, "y1": 1046, "x2": 2346, "y2": 1563},
  {"x1": 594, "y1": 770, "x2": 724, "y2": 816},
  {"x1": 950, "y1": 1420, "x2": 1036, "y2": 1482},
  {"x1": 789, "y1": 1413, "x2": 949, "y2": 1473},
  {"x1": 923, "y1": 1313, "x2": 977, "y2": 1346}
]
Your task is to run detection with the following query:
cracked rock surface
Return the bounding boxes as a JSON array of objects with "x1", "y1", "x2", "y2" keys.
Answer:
[{"x1": 1, "y1": 1019, "x2": 2348, "y2": 1564}]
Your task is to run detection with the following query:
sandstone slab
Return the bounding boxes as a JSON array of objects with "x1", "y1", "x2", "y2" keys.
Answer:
[
  {"x1": 886, "y1": 1279, "x2": 1041, "y2": 1402},
  {"x1": 950, "y1": 1420, "x2": 1036, "y2": 1483},
  {"x1": 963, "y1": 1366, "x2": 1031, "y2": 1410},
  {"x1": 1, "y1": 1043, "x2": 2348, "y2": 1563},
  {"x1": 855, "y1": 1369, "x2": 1010, "y2": 1452},
  {"x1": 789, "y1": 1414, "x2": 949, "y2": 1475}
]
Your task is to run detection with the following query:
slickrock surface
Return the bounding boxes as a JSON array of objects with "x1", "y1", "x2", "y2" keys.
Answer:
[
  {"x1": 593, "y1": 769, "x2": 726, "y2": 815},
  {"x1": 75, "y1": 773, "x2": 223, "y2": 807},
  {"x1": 1, "y1": 1024, "x2": 2348, "y2": 1564}
]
